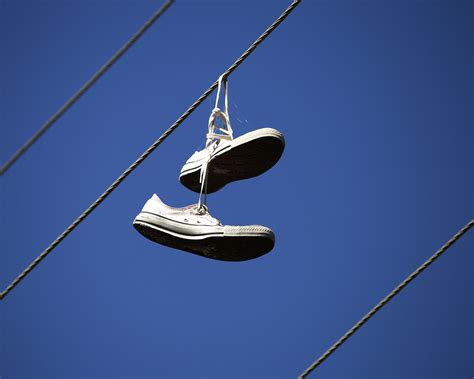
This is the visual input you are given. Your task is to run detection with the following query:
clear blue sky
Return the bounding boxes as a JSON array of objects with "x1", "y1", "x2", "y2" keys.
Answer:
[{"x1": 1, "y1": 1, "x2": 472, "y2": 378}]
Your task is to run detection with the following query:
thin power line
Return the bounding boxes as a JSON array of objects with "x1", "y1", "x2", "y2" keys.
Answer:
[
  {"x1": 0, "y1": 0, "x2": 302, "y2": 300},
  {"x1": 0, "y1": 0, "x2": 174, "y2": 176},
  {"x1": 298, "y1": 219, "x2": 474, "y2": 378}
]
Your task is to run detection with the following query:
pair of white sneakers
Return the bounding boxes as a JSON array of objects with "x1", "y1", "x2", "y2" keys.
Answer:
[{"x1": 133, "y1": 76, "x2": 285, "y2": 261}]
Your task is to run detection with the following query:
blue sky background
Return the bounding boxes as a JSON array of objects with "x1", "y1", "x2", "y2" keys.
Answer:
[{"x1": 1, "y1": 1, "x2": 472, "y2": 378}]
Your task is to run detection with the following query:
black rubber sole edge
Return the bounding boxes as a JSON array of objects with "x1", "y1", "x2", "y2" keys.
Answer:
[
  {"x1": 133, "y1": 221, "x2": 275, "y2": 262},
  {"x1": 180, "y1": 135, "x2": 284, "y2": 194}
]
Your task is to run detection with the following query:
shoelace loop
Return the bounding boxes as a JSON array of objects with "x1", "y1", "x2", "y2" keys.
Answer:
[{"x1": 198, "y1": 74, "x2": 233, "y2": 209}]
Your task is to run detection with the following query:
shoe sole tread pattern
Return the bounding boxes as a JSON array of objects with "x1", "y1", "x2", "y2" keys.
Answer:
[
  {"x1": 180, "y1": 129, "x2": 285, "y2": 194},
  {"x1": 133, "y1": 219, "x2": 275, "y2": 262}
]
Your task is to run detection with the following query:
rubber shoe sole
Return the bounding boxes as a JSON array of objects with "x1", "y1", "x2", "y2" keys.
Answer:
[
  {"x1": 133, "y1": 217, "x2": 275, "y2": 262},
  {"x1": 180, "y1": 128, "x2": 285, "y2": 194}
]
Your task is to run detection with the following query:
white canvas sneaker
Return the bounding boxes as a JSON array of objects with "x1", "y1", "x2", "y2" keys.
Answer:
[
  {"x1": 133, "y1": 194, "x2": 275, "y2": 261},
  {"x1": 180, "y1": 127, "x2": 285, "y2": 193}
]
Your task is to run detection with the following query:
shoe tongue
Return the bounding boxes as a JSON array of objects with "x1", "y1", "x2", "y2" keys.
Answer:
[{"x1": 205, "y1": 139, "x2": 219, "y2": 151}]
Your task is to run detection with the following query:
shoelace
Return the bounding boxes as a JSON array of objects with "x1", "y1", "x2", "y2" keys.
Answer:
[
  {"x1": 195, "y1": 203, "x2": 209, "y2": 215},
  {"x1": 197, "y1": 75, "x2": 233, "y2": 208}
]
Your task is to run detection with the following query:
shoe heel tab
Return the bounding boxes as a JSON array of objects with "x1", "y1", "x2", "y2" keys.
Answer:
[
  {"x1": 142, "y1": 194, "x2": 164, "y2": 213},
  {"x1": 149, "y1": 193, "x2": 164, "y2": 204}
]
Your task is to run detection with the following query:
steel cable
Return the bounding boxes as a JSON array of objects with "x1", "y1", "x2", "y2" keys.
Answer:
[
  {"x1": 0, "y1": 0, "x2": 174, "y2": 175},
  {"x1": 0, "y1": 0, "x2": 301, "y2": 300},
  {"x1": 298, "y1": 219, "x2": 473, "y2": 378}
]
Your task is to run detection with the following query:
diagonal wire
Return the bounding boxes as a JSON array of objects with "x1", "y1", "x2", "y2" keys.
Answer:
[
  {"x1": 0, "y1": 0, "x2": 302, "y2": 300},
  {"x1": 298, "y1": 219, "x2": 474, "y2": 378},
  {"x1": 0, "y1": 0, "x2": 174, "y2": 176}
]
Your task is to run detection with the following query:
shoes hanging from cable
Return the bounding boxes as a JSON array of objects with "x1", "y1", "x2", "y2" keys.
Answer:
[{"x1": 0, "y1": 0, "x2": 301, "y2": 299}]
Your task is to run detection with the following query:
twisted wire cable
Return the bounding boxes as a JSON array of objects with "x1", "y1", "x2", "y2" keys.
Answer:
[
  {"x1": 298, "y1": 219, "x2": 474, "y2": 378},
  {"x1": 0, "y1": 0, "x2": 174, "y2": 175},
  {"x1": 0, "y1": 0, "x2": 301, "y2": 300}
]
